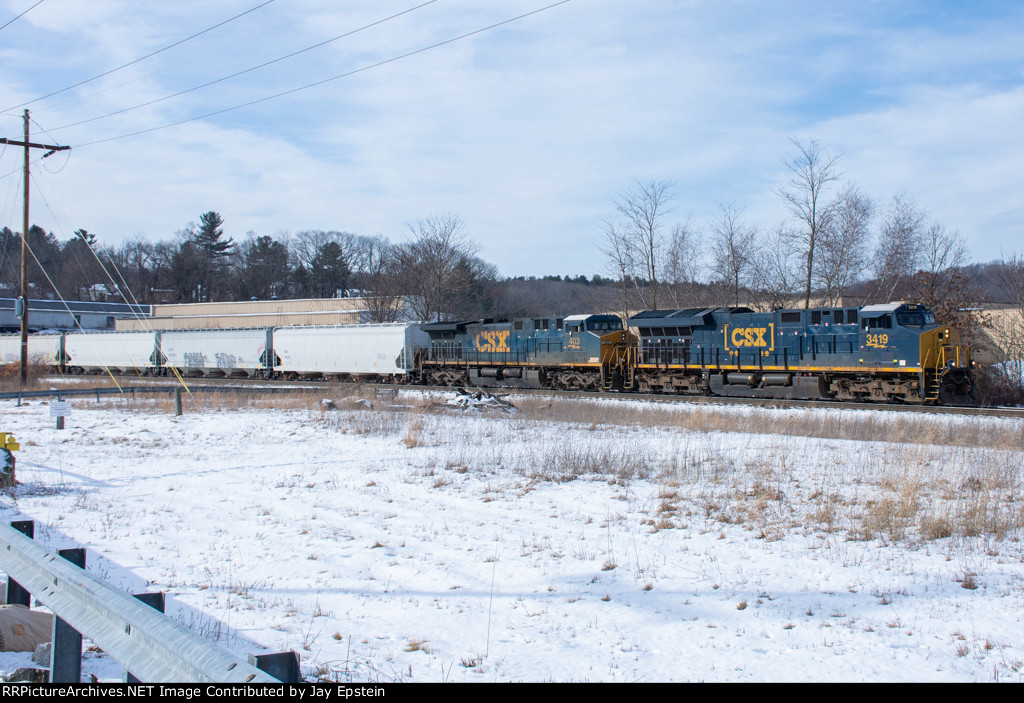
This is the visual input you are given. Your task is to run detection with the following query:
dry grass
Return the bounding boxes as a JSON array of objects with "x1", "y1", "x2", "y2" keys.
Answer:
[
  {"x1": 511, "y1": 395, "x2": 1024, "y2": 451},
  {"x1": 52, "y1": 386, "x2": 1024, "y2": 548},
  {"x1": 0, "y1": 362, "x2": 49, "y2": 392}
]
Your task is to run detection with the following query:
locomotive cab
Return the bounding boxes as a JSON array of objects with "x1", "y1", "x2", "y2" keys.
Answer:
[
  {"x1": 859, "y1": 303, "x2": 973, "y2": 403},
  {"x1": 562, "y1": 314, "x2": 623, "y2": 360},
  {"x1": 561, "y1": 314, "x2": 634, "y2": 391}
]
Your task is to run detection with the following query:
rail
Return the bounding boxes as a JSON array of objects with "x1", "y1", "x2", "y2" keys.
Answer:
[{"x1": 0, "y1": 522, "x2": 281, "y2": 683}]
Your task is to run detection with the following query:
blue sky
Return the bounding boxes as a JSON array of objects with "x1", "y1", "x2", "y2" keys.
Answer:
[{"x1": 1, "y1": 0, "x2": 1022, "y2": 278}]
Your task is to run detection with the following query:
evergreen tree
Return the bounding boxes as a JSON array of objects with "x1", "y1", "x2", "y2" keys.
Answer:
[
  {"x1": 181, "y1": 211, "x2": 235, "y2": 301},
  {"x1": 194, "y1": 211, "x2": 234, "y2": 259},
  {"x1": 308, "y1": 241, "x2": 350, "y2": 298},
  {"x1": 239, "y1": 234, "x2": 289, "y2": 299}
]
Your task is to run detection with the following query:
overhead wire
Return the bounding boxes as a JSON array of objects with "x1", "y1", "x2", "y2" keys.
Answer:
[
  {"x1": 50, "y1": 0, "x2": 439, "y2": 133},
  {"x1": 28, "y1": 154, "x2": 176, "y2": 358},
  {"x1": 1, "y1": 129, "x2": 161, "y2": 389},
  {"x1": 28, "y1": 170, "x2": 188, "y2": 391},
  {"x1": 0, "y1": 0, "x2": 46, "y2": 34},
  {"x1": 0, "y1": 171, "x2": 22, "y2": 280},
  {"x1": 3, "y1": 0, "x2": 278, "y2": 112},
  {"x1": 16, "y1": 212, "x2": 125, "y2": 390},
  {"x1": 4, "y1": 0, "x2": 576, "y2": 390},
  {"x1": 30, "y1": 117, "x2": 72, "y2": 174},
  {"x1": 21, "y1": 0, "x2": 354, "y2": 118},
  {"x1": 72, "y1": 0, "x2": 576, "y2": 148},
  {"x1": 0, "y1": 117, "x2": 71, "y2": 182}
]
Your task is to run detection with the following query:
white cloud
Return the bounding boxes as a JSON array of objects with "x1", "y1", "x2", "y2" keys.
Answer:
[{"x1": 1, "y1": 0, "x2": 1022, "y2": 278}]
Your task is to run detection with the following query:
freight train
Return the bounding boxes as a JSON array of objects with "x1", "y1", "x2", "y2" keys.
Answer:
[{"x1": 0, "y1": 301, "x2": 974, "y2": 404}]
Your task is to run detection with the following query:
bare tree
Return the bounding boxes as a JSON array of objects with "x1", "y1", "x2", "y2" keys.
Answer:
[
  {"x1": 599, "y1": 218, "x2": 637, "y2": 320},
  {"x1": 912, "y1": 223, "x2": 974, "y2": 330},
  {"x1": 661, "y1": 220, "x2": 703, "y2": 309},
  {"x1": 992, "y1": 253, "x2": 1024, "y2": 397},
  {"x1": 355, "y1": 235, "x2": 406, "y2": 322},
  {"x1": 919, "y1": 223, "x2": 968, "y2": 280},
  {"x1": 603, "y1": 179, "x2": 676, "y2": 311},
  {"x1": 995, "y1": 252, "x2": 1024, "y2": 313},
  {"x1": 776, "y1": 138, "x2": 842, "y2": 309},
  {"x1": 392, "y1": 214, "x2": 480, "y2": 322},
  {"x1": 872, "y1": 193, "x2": 925, "y2": 302},
  {"x1": 750, "y1": 224, "x2": 802, "y2": 311},
  {"x1": 815, "y1": 184, "x2": 873, "y2": 306},
  {"x1": 709, "y1": 202, "x2": 756, "y2": 307}
]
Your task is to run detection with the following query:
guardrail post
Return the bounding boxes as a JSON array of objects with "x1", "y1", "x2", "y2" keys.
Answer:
[
  {"x1": 124, "y1": 592, "x2": 166, "y2": 683},
  {"x1": 0, "y1": 524, "x2": 278, "y2": 683},
  {"x1": 50, "y1": 548, "x2": 86, "y2": 683},
  {"x1": 250, "y1": 651, "x2": 301, "y2": 683},
  {"x1": 174, "y1": 388, "x2": 182, "y2": 416},
  {"x1": 6, "y1": 520, "x2": 33, "y2": 606}
]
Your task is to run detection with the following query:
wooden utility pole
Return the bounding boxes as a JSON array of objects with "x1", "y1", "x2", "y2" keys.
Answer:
[{"x1": 0, "y1": 109, "x2": 70, "y2": 385}]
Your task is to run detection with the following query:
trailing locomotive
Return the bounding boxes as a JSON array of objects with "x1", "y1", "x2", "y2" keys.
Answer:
[
  {"x1": 0, "y1": 301, "x2": 975, "y2": 404},
  {"x1": 419, "y1": 314, "x2": 631, "y2": 391}
]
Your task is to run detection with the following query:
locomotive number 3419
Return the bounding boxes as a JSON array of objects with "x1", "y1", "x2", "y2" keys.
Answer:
[{"x1": 865, "y1": 333, "x2": 890, "y2": 348}]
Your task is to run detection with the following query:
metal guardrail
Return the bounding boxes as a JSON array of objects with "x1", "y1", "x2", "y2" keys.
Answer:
[{"x1": 0, "y1": 522, "x2": 281, "y2": 683}]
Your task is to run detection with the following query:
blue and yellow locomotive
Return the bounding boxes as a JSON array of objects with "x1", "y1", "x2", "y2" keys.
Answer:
[
  {"x1": 420, "y1": 314, "x2": 632, "y2": 390},
  {"x1": 627, "y1": 302, "x2": 973, "y2": 403},
  {"x1": 419, "y1": 302, "x2": 973, "y2": 403}
]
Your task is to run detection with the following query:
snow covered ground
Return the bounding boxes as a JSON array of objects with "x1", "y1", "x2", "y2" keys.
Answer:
[{"x1": 1, "y1": 388, "x2": 1022, "y2": 682}]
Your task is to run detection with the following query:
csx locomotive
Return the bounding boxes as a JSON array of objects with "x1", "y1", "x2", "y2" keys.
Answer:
[
  {"x1": 419, "y1": 302, "x2": 974, "y2": 404},
  {"x1": 0, "y1": 301, "x2": 974, "y2": 404}
]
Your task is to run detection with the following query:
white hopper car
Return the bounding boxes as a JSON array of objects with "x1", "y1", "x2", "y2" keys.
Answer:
[
  {"x1": 160, "y1": 328, "x2": 273, "y2": 377},
  {"x1": 64, "y1": 331, "x2": 159, "y2": 374},
  {"x1": 0, "y1": 333, "x2": 63, "y2": 366},
  {"x1": 2, "y1": 323, "x2": 428, "y2": 380},
  {"x1": 272, "y1": 323, "x2": 428, "y2": 380}
]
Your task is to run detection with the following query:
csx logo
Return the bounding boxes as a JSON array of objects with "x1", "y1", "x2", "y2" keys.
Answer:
[
  {"x1": 476, "y1": 330, "x2": 511, "y2": 353},
  {"x1": 725, "y1": 325, "x2": 774, "y2": 350}
]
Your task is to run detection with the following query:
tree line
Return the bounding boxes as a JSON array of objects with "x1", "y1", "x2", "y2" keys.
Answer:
[
  {"x1": 600, "y1": 139, "x2": 988, "y2": 322},
  {"x1": 0, "y1": 212, "x2": 506, "y2": 322},
  {"x1": 0, "y1": 136, "x2": 1019, "y2": 337}
]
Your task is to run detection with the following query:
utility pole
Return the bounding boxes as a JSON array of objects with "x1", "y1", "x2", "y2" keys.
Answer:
[{"x1": 0, "y1": 110, "x2": 70, "y2": 385}]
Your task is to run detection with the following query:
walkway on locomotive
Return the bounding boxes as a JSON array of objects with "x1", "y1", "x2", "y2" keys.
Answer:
[
  {"x1": 628, "y1": 303, "x2": 965, "y2": 375},
  {"x1": 421, "y1": 314, "x2": 626, "y2": 368}
]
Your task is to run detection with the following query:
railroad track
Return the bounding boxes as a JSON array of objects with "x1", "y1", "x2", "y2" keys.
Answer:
[{"x1": 10, "y1": 375, "x2": 1023, "y2": 420}]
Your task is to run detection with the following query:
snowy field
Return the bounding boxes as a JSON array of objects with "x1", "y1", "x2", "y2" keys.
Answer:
[{"x1": 1, "y1": 388, "x2": 1023, "y2": 683}]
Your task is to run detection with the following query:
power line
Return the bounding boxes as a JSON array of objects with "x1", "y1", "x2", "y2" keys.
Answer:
[
  {"x1": 0, "y1": 0, "x2": 46, "y2": 34},
  {"x1": 21, "y1": 0, "x2": 354, "y2": 119},
  {"x1": 50, "y1": 0, "x2": 439, "y2": 133},
  {"x1": 73, "y1": 0, "x2": 576, "y2": 148},
  {"x1": 2, "y1": 0, "x2": 278, "y2": 112}
]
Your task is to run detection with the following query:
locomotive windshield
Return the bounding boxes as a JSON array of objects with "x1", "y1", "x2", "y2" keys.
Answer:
[
  {"x1": 896, "y1": 310, "x2": 935, "y2": 327},
  {"x1": 587, "y1": 319, "x2": 623, "y2": 332}
]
